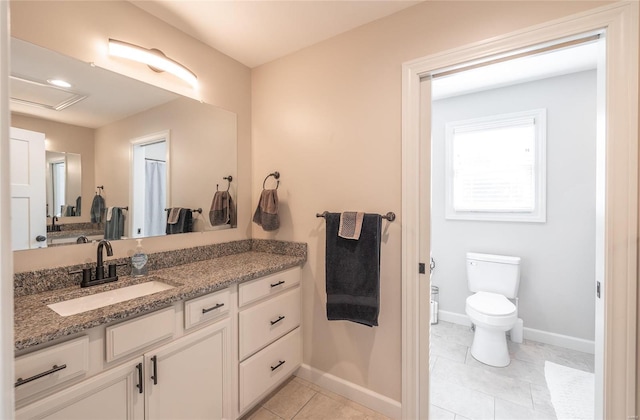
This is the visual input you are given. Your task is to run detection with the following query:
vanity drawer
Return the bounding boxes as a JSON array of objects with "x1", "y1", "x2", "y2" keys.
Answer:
[
  {"x1": 106, "y1": 307, "x2": 175, "y2": 362},
  {"x1": 239, "y1": 327, "x2": 301, "y2": 413},
  {"x1": 184, "y1": 287, "x2": 230, "y2": 329},
  {"x1": 239, "y1": 286, "x2": 301, "y2": 360},
  {"x1": 15, "y1": 336, "x2": 89, "y2": 403},
  {"x1": 238, "y1": 267, "x2": 300, "y2": 307}
]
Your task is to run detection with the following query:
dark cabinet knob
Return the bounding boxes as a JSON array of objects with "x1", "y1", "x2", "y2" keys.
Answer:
[{"x1": 36, "y1": 235, "x2": 46, "y2": 242}]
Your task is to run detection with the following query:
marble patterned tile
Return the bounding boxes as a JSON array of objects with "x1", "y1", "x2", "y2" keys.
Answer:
[
  {"x1": 431, "y1": 322, "x2": 474, "y2": 348},
  {"x1": 263, "y1": 378, "x2": 317, "y2": 419},
  {"x1": 294, "y1": 393, "x2": 369, "y2": 420},
  {"x1": 530, "y1": 384, "x2": 558, "y2": 418},
  {"x1": 494, "y1": 397, "x2": 552, "y2": 420},
  {"x1": 430, "y1": 377, "x2": 494, "y2": 420},
  {"x1": 432, "y1": 357, "x2": 533, "y2": 409},
  {"x1": 430, "y1": 337, "x2": 468, "y2": 363},
  {"x1": 464, "y1": 352, "x2": 547, "y2": 386},
  {"x1": 540, "y1": 343, "x2": 595, "y2": 373},
  {"x1": 430, "y1": 404, "x2": 456, "y2": 420}
]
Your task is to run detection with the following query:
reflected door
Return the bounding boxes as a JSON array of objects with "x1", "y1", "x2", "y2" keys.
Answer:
[{"x1": 10, "y1": 127, "x2": 46, "y2": 250}]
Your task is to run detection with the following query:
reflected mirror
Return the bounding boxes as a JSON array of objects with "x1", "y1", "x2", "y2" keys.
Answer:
[
  {"x1": 46, "y1": 151, "x2": 82, "y2": 218},
  {"x1": 10, "y1": 38, "x2": 238, "y2": 251}
]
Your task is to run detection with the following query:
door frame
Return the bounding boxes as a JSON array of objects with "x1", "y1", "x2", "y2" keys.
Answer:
[{"x1": 401, "y1": 3, "x2": 639, "y2": 419}]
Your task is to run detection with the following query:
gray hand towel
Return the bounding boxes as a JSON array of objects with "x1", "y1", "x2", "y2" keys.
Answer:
[
  {"x1": 338, "y1": 212, "x2": 364, "y2": 240},
  {"x1": 90, "y1": 194, "x2": 105, "y2": 223},
  {"x1": 325, "y1": 212, "x2": 381, "y2": 327},
  {"x1": 252, "y1": 189, "x2": 279, "y2": 231},
  {"x1": 209, "y1": 191, "x2": 236, "y2": 226},
  {"x1": 104, "y1": 207, "x2": 125, "y2": 240},
  {"x1": 166, "y1": 208, "x2": 193, "y2": 235}
]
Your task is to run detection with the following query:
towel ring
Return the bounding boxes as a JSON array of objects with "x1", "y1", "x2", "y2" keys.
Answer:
[
  {"x1": 262, "y1": 171, "x2": 280, "y2": 190},
  {"x1": 223, "y1": 175, "x2": 232, "y2": 192}
]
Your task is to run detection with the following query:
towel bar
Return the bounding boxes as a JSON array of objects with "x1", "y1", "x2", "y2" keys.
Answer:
[
  {"x1": 316, "y1": 211, "x2": 396, "y2": 222},
  {"x1": 164, "y1": 208, "x2": 202, "y2": 213},
  {"x1": 262, "y1": 171, "x2": 280, "y2": 190}
]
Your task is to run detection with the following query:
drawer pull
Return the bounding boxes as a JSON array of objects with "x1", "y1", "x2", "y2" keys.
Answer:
[
  {"x1": 270, "y1": 360, "x2": 286, "y2": 371},
  {"x1": 136, "y1": 363, "x2": 143, "y2": 394},
  {"x1": 202, "y1": 303, "x2": 225, "y2": 314},
  {"x1": 270, "y1": 280, "x2": 285, "y2": 288},
  {"x1": 151, "y1": 356, "x2": 158, "y2": 385},
  {"x1": 270, "y1": 315, "x2": 285, "y2": 325},
  {"x1": 15, "y1": 364, "x2": 67, "y2": 387}
]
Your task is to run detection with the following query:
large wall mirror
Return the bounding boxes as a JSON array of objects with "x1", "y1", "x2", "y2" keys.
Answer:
[{"x1": 10, "y1": 38, "x2": 238, "y2": 251}]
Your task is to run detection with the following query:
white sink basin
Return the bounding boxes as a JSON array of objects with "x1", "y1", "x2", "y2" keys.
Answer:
[{"x1": 48, "y1": 281, "x2": 175, "y2": 316}]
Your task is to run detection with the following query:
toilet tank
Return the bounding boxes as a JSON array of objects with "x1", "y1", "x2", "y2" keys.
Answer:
[{"x1": 466, "y1": 252, "x2": 521, "y2": 298}]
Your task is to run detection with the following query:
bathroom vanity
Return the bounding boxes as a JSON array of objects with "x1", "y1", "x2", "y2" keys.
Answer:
[{"x1": 13, "y1": 242, "x2": 305, "y2": 419}]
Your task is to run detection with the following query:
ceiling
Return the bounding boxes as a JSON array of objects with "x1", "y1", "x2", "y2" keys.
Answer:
[
  {"x1": 10, "y1": 38, "x2": 180, "y2": 129},
  {"x1": 130, "y1": 0, "x2": 423, "y2": 68}
]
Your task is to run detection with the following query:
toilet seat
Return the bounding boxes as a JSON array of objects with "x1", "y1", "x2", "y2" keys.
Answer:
[{"x1": 466, "y1": 292, "x2": 517, "y2": 329}]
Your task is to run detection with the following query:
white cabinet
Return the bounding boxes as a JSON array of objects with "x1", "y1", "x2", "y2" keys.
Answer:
[
  {"x1": 15, "y1": 336, "x2": 89, "y2": 404},
  {"x1": 15, "y1": 359, "x2": 144, "y2": 420},
  {"x1": 238, "y1": 267, "x2": 302, "y2": 415},
  {"x1": 145, "y1": 319, "x2": 230, "y2": 420}
]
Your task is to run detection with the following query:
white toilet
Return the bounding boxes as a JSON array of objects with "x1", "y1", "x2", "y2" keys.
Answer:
[{"x1": 465, "y1": 252, "x2": 521, "y2": 367}]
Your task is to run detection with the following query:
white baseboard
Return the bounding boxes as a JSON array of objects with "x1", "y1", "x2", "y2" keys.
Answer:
[
  {"x1": 523, "y1": 326, "x2": 595, "y2": 354},
  {"x1": 437, "y1": 310, "x2": 472, "y2": 327},
  {"x1": 294, "y1": 364, "x2": 401, "y2": 419},
  {"x1": 436, "y1": 310, "x2": 595, "y2": 354}
]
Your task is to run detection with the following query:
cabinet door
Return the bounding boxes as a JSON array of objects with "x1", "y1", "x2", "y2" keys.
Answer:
[
  {"x1": 145, "y1": 319, "x2": 230, "y2": 420},
  {"x1": 15, "y1": 359, "x2": 144, "y2": 420}
]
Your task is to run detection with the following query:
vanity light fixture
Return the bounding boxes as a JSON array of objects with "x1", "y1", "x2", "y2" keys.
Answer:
[
  {"x1": 47, "y1": 79, "x2": 72, "y2": 88},
  {"x1": 108, "y1": 39, "x2": 198, "y2": 88}
]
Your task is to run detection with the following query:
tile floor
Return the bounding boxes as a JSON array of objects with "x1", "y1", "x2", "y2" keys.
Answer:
[
  {"x1": 242, "y1": 376, "x2": 391, "y2": 420},
  {"x1": 430, "y1": 321, "x2": 595, "y2": 420},
  {"x1": 244, "y1": 321, "x2": 595, "y2": 420}
]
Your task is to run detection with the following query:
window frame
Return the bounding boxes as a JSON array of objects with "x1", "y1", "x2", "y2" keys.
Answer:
[{"x1": 444, "y1": 108, "x2": 547, "y2": 223}]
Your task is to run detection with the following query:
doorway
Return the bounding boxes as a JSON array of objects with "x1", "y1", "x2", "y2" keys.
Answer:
[
  {"x1": 400, "y1": 4, "x2": 638, "y2": 419},
  {"x1": 130, "y1": 130, "x2": 170, "y2": 238},
  {"x1": 428, "y1": 38, "x2": 602, "y2": 419}
]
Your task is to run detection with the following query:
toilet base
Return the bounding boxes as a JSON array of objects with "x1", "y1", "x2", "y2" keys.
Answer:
[{"x1": 470, "y1": 325, "x2": 511, "y2": 367}]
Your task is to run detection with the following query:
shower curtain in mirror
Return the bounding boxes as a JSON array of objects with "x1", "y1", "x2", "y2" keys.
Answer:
[{"x1": 144, "y1": 160, "x2": 166, "y2": 237}]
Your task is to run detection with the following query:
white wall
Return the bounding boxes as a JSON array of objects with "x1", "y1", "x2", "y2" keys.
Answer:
[{"x1": 431, "y1": 70, "x2": 597, "y2": 341}]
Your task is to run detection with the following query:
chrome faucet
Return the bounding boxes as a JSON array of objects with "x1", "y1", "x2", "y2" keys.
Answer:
[{"x1": 96, "y1": 240, "x2": 113, "y2": 280}]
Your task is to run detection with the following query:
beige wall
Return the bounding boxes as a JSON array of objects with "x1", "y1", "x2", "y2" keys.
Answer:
[
  {"x1": 10, "y1": 1, "x2": 252, "y2": 272},
  {"x1": 10, "y1": 113, "x2": 95, "y2": 224},
  {"x1": 94, "y1": 97, "x2": 237, "y2": 236},
  {"x1": 251, "y1": 0, "x2": 612, "y2": 401}
]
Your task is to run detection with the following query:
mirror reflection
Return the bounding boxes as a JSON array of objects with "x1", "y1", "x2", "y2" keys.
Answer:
[
  {"x1": 46, "y1": 151, "x2": 82, "y2": 218},
  {"x1": 10, "y1": 38, "x2": 238, "y2": 251}
]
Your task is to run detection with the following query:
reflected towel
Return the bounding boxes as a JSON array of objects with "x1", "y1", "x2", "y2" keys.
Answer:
[
  {"x1": 166, "y1": 208, "x2": 193, "y2": 235},
  {"x1": 106, "y1": 206, "x2": 114, "y2": 222},
  {"x1": 75, "y1": 196, "x2": 82, "y2": 217},
  {"x1": 104, "y1": 207, "x2": 125, "y2": 240},
  {"x1": 252, "y1": 189, "x2": 279, "y2": 231},
  {"x1": 338, "y1": 212, "x2": 364, "y2": 240},
  {"x1": 167, "y1": 207, "x2": 181, "y2": 224},
  {"x1": 90, "y1": 194, "x2": 105, "y2": 223},
  {"x1": 325, "y1": 212, "x2": 381, "y2": 327},
  {"x1": 209, "y1": 191, "x2": 236, "y2": 226}
]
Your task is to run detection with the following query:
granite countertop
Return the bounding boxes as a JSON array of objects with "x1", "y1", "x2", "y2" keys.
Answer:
[
  {"x1": 47, "y1": 229, "x2": 104, "y2": 239},
  {"x1": 14, "y1": 251, "x2": 305, "y2": 351}
]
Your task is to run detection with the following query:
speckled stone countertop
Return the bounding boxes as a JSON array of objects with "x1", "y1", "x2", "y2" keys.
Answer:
[{"x1": 15, "y1": 249, "x2": 305, "y2": 351}]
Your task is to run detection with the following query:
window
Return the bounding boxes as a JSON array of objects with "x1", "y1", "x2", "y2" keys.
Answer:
[{"x1": 445, "y1": 109, "x2": 546, "y2": 222}]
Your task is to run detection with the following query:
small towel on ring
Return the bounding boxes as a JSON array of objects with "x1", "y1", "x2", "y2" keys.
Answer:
[
  {"x1": 209, "y1": 191, "x2": 237, "y2": 226},
  {"x1": 252, "y1": 189, "x2": 279, "y2": 231},
  {"x1": 168, "y1": 207, "x2": 181, "y2": 224},
  {"x1": 338, "y1": 212, "x2": 364, "y2": 240}
]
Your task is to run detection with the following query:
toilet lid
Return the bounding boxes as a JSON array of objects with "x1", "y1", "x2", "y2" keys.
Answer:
[{"x1": 467, "y1": 292, "x2": 516, "y2": 316}]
